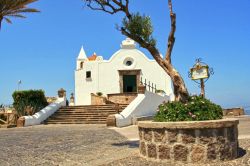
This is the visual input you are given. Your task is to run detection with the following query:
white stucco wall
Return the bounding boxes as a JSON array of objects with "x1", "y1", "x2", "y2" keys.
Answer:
[
  {"x1": 115, "y1": 91, "x2": 170, "y2": 127},
  {"x1": 75, "y1": 39, "x2": 173, "y2": 105},
  {"x1": 23, "y1": 97, "x2": 66, "y2": 127}
]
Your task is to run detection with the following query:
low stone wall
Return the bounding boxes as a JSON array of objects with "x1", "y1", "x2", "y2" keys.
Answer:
[
  {"x1": 107, "y1": 93, "x2": 137, "y2": 105},
  {"x1": 91, "y1": 93, "x2": 107, "y2": 105},
  {"x1": 223, "y1": 107, "x2": 245, "y2": 116},
  {"x1": 138, "y1": 119, "x2": 239, "y2": 163}
]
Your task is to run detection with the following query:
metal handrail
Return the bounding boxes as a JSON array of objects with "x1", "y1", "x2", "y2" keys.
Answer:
[{"x1": 140, "y1": 77, "x2": 157, "y2": 93}]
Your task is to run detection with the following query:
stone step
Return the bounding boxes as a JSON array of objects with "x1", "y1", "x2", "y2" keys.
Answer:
[
  {"x1": 46, "y1": 120, "x2": 107, "y2": 122},
  {"x1": 60, "y1": 106, "x2": 128, "y2": 109},
  {"x1": 53, "y1": 113, "x2": 116, "y2": 116},
  {"x1": 61, "y1": 106, "x2": 127, "y2": 110},
  {"x1": 57, "y1": 110, "x2": 118, "y2": 113},
  {"x1": 49, "y1": 116, "x2": 107, "y2": 120},
  {"x1": 45, "y1": 119, "x2": 106, "y2": 122},
  {"x1": 49, "y1": 116, "x2": 109, "y2": 119},
  {"x1": 44, "y1": 104, "x2": 128, "y2": 125},
  {"x1": 44, "y1": 121, "x2": 106, "y2": 124},
  {"x1": 50, "y1": 114, "x2": 111, "y2": 117},
  {"x1": 55, "y1": 111, "x2": 117, "y2": 113},
  {"x1": 59, "y1": 108, "x2": 126, "y2": 111}
]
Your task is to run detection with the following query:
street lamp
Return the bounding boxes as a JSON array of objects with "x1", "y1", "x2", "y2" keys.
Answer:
[
  {"x1": 188, "y1": 58, "x2": 214, "y2": 98},
  {"x1": 17, "y1": 80, "x2": 22, "y2": 91}
]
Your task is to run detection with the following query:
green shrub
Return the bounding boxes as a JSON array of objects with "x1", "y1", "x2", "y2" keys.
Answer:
[
  {"x1": 96, "y1": 92, "x2": 103, "y2": 96},
  {"x1": 156, "y1": 89, "x2": 165, "y2": 93},
  {"x1": 12, "y1": 90, "x2": 48, "y2": 117},
  {"x1": 154, "y1": 96, "x2": 223, "y2": 122}
]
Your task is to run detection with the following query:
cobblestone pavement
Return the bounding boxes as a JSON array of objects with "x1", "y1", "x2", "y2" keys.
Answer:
[
  {"x1": 0, "y1": 123, "x2": 250, "y2": 166},
  {"x1": 0, "y1": 125, "x2": 138, "y2": 166}
]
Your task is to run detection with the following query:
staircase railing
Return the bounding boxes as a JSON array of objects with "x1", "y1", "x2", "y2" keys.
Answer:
[{"x1": 140, "y1": 77, "x2": 157, "y2": 93}]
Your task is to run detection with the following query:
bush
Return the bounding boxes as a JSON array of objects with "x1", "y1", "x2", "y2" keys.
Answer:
[
  {"x1": 12, "y1": 90, "x2": 48, "y2": 117},
  {"x1": 96, "y1": 92, "x2": 103, "y2": 96},
  {"x1": 154, "y1": 96, "x2": 223, "y2": 122}
]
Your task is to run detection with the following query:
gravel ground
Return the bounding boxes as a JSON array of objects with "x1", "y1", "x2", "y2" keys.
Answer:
[{"x1": 0, "y1": 124, "x2": 249, "y2": 166}]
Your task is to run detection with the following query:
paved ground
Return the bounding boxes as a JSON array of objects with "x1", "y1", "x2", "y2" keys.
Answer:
[
  {"x1": 0, "y1": 116, "x2": 250, "y2": 166},
  {"x1": 0, "y1": 125, "x2": 138, "y2": 166}
]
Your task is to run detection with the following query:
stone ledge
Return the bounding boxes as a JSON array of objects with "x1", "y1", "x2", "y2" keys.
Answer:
[{"x1": 138, "y1": 118, "x2": 239, "y2": 129}]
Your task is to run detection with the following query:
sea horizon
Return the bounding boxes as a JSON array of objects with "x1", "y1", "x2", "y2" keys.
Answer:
[{"x1": 245, "y1": 109, "x2": 250, "y2": 115}]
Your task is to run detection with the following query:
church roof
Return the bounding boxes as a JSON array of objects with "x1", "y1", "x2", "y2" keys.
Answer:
[
  {"x1": 78, "y1": 46, "x2": 87, "y2": 60},
  {"x1": 88, "y1": 53, "x2": 97, "y2": 61}
]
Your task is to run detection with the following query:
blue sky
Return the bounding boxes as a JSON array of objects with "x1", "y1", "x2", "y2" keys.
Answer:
[{"x1": 0, "y1": 0, "x2": 249, "y2": 109}]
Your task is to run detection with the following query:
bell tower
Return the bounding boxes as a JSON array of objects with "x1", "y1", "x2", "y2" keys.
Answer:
[{"x1": 77, "y1": 46, "x2": 88, "y2": 70}]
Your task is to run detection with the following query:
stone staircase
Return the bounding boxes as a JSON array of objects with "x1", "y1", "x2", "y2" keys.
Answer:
[{"x1": 44, "y1": 104, "x2": 127, "y2": 124}]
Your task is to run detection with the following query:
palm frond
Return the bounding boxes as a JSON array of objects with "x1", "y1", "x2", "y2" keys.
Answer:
[
  {"x1": 4, "y1": 17, "x2": 12, "y2": 24},
  {"x1": 7, "y1": 14, "x2": 26, "y2": 18},
  {"x1": 0, "y1": 0, "x2": 39, "y2": 29}
]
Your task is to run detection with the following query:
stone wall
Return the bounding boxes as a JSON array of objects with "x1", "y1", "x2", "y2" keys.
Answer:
[
  {"x1": 138, "y1": 119, "x2": 239, "y2": 163},
  {"x1": 223, "y1": 108, "x2": 245, "y2": 116},
  {"x1": 91, "y1": 93, "x2": 107, "y2": 105},
  {"x1": 107, "y1": 93, "x2": 137, "y2": 105}
]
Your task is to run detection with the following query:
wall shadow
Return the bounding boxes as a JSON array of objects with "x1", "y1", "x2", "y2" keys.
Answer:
[
  {"x1": 238, "y1": 147, "x2": 247, "y2": 158},
  {"x1": 112, "y1": 140, "x2": 139, "y2": 148}
]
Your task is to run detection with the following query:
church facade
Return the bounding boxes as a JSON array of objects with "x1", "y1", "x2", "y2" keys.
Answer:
[{"x1": 75, "y1": 38, "x2": 173, "y2": 105}]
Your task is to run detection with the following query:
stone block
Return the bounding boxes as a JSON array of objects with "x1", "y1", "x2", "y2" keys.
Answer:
[
  {"x1": 139, "y1": 127, "x2": 143, "y2": 140},
  {"x1": 106, "y1": 115, "x2": 116, "y2": 127},
  {"x1": 173, "y1": 144, "x2": 188, "y2": 162},
  {"x1": 158, "y1": 145, "x2": 170, "y2": 159},
  {"x1": 182, "y1": 129, "x2": 195, "y2": 144},
  {"x1": 154, "y1": 129, "x2": 166, "y2": 143},
  {"x1": 215, "y1": 128, "x2": 226, "y2": 143},
  {"x1": 167, "y1": 129, "x2": 178, "y2": 143},
  {"x1": 231, "y1": 142, "x2": 238, "y2": 158},
  {"x1": 144, "y1": 129, "x2": 152, "y2": 142},
  {"x1": 219, "y1": 143, "x2": 232, "y2": 160},
  {"x1": 147, "y1": 143, "x2": 157, "y2": 158},
  {"x1": 207, "y1": 143, "x2": 218, "y2": 160},
  {"x1": 140, "y1": 141, "x2": 146, "y2": 156},
  {"x1": 199, "y1": 129, "x2": 214, "y2": 144},
  {"x1": 227, "y1": 127, "x2": 236, "y2": 142},
  {"x1": 191, "y1": 145, "x2": 205, "y2": 162},
  {"x1": 17, "y1": 117, "x2": 25, "y2": 127}
]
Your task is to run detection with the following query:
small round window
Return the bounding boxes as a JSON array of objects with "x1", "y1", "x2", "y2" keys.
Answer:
[
  {"x1": 123, "y1": 57, "x2": 135, "y2": 69},
  {"x1": 126, "y1": 60, "x2": 133, "y2": 66}
]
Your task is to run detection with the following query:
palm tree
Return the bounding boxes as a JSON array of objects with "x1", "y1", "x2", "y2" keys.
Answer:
[{"x1": 0, "y1": 0, "x2": 39, "y2": 30}]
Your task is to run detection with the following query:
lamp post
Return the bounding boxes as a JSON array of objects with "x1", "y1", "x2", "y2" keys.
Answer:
[
  {"x1": 17, "y1": 80, "x2": 22, "y2": 91},
  {"x1": 188, "y1": 58, "x2": 214, "y2": 98}
]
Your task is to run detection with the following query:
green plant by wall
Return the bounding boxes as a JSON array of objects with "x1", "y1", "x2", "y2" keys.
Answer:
[
  {"x1": 156, "y1": 89, "x2": 166, "y2": 94},
  {"x1": 154, "y1": 96, "x2": 223, "y2": 122},
  {"x1": 12, "y1": 90, "x2": 48, "y2": 117},
  {"x1": 96, "y1": 92, "x2": 103, "y2": 96}
]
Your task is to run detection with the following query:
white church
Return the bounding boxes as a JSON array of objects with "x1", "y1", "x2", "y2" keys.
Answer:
[{"x1": 75, "y1": 38, "x2": 174, "y2": 106}]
